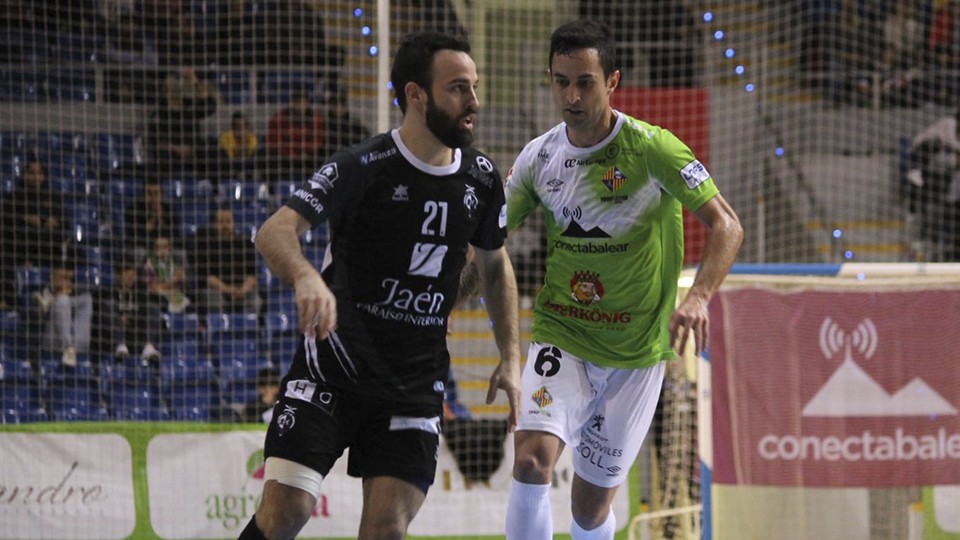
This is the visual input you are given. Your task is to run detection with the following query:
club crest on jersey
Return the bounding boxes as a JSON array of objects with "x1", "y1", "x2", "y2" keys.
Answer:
[
  {"x1": 393, "y1": 184, "x2": 409, "y2": 201},
  {"x1": 532, "y1": 386, "x2": 553, "y2": 409},
  {"x1": 570, "y1": 270, "x2": 604, "y2": 304},
  {"x1": 309, "y1": 163, "x2": 339, "y2": 193},
  {"x1": 463, "y1": 185, "x2": 479, "y2": 216},
  {"x1": 680, "y1": 159, "x2": 710, "y2": 189},
  {"x1": 601, "y1": 166, "x2": 626, "y2": 192}
]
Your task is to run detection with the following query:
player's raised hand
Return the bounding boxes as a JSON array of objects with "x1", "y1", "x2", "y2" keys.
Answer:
[{"x1": 295, "y1": 273, "x2": 337, "y2": 340}]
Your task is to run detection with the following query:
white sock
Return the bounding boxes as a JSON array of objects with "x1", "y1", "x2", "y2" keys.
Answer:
[
  {"x1": 570, "y1": 507, "x2": 616, "y2": 540},
  {"x1": 505, "y1": 479, "x2": 552, "y2": 540}
]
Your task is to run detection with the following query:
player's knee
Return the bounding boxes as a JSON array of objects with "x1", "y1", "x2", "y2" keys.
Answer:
[
  {"x1": 511, "y1": 450, "x2": 554, "y2": 483},
  {"x1": 358, "y1": 518, "x2": 408, "y2": 540},
  {"x1": 255, "y1": 496, "x2": 313, "y2": 539}
]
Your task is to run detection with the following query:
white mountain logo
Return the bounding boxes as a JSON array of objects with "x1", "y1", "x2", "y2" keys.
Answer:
[{"x1": 802, "y1": 318, "x2": 958, "y2": 417}]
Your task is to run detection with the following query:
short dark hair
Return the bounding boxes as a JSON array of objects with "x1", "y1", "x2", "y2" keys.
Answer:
[
  {"x1": 390, "y1": 31, "x2": 471, "y2": 114},
  {"x1": 231, "y1": 110, "x2": 246, "y2": 121},
  {"x1": 549, "y1": 20, "x2": 617, "y2": 78},
  {"x1": 256, "y1": 366, "x2": 280, "y2": 386}
]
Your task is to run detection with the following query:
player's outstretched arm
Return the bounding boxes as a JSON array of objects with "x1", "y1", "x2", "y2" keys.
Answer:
[
  {"x1": 256, "y1": 206, "x2": 337, "y2": 340},
  {"x1": 472, "y1": 245, "x2": 522, "y2": 431},
  {"x1": 670, "y1": 194, "x2": 743, "y2": 356}
]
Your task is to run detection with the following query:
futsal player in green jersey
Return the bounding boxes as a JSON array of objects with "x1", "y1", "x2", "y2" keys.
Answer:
[{"x1": 503, "y1": 20, "x2": 743, "y2": 540}]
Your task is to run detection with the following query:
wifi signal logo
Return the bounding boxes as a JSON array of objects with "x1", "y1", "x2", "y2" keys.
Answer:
[
  {"x1": 561, "y1": 206, "x2": 583, "y2": 221},
  {"x1": 818, "y1": 317, "x2": 878, "y2": 360}
]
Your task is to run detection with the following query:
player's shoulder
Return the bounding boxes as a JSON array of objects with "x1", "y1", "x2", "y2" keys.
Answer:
[
  {"x1": 515, "y1": 123, "x2": 566, "y2": 167},
  {"x1": 332, "y1": 132, "x2": 399, "y2": 168},
  {"x1": 458, "y1": 146, "x2": 503, "y2": 192}
]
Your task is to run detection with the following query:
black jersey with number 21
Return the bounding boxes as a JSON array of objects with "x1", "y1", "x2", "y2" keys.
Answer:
[{"x1": 283, "y1": 130, "x2": 506, "y2": 403}]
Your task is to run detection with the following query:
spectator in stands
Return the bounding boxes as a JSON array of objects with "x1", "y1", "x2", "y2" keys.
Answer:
[
  {"x1": 218, "y1": 111, "x2": 260, "y2": 179},
  {"x1": 905, "y1": 109, "x2": 960, "y2": 261},
  {"x1": 322, "y1": 92, "x2": 371, "y2": 159},
  {"x1": 123, "y1": 178, "x2": 181, "y2": 255},
  {"x1": 240, "y1": 365, "x2": 281, "y2": 423},
  {"x1": 873, "y1": 0, "x2": 925, "y2": 107},
  {"x1": 265, "y1": 86, "x2": 325, "y2": 181},
  {"x1": 93, "y1": 257, "x2": 162, "y2": 364},
  {"x1": 191, "y1": 207, "x2": 261, "y2": 315},
  {"x1": 38, "y1": 265, "x2": 93, "y2": 367},
  {"x1": 2, "y1": 157, "x2": 70, "y2": 271},
  {"x1": 148, "y1": 68, "x2": 220, "y2": 180},
  {"x1": 926, "y1": 0, "x2": 960, "y2": 105},
  {"x1": 142, "y1": 235, "x2": 191, "y2": 314}
]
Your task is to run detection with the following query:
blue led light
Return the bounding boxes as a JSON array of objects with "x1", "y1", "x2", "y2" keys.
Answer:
[
  {"x1": 361, "y1": 26, "x2": 371, "y2": 36},
  {"x1": 857, "y1": 272, "x2": 866, "y2": 280},
  {"x1": 386, "y1": 81, "x2": 393, "y2": 90},
  {"x1": 725, "y1": 48, "x2": 736, "y2": 58},
  {"x1": 844, "y1": 250, "x2": 854, "y2": 259},
  {"x1": 714, "y1": 30, "x2": 724, "y2": 40},
  {"x1": 369, "y1": 46, "x2": 378, "y2": 56},
  {"x1": 832, "y1": 229, "x2": 842, "y2": 238},
  {"x1": 745, "y1": 83, "x2": 755, "y2": 92},
  {"x1": 354, "y1": 8, "x2": 363, "y2": 17},
  {"x1": 775, "y1": 147, "x2": 784, "y2": 156},
  {"x1": 703, "y1": 11, "x2": 714, "y2": 22},
  {"x1": 735, "y1": 65, "x2": 745, "y2": 75}
]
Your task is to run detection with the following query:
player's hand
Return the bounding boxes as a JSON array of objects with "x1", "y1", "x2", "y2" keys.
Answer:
[
  {"x1": 668, "y1": 294, "x2": 709, "y2": 357},
  {"x1": 294, "y1": 273, "x2": 337, "y2": 340},
  {"x1": 486, "y1": 358, "x2": 521, "y2": 432}
]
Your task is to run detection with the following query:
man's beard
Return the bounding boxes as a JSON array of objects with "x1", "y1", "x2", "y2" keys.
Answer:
[{"x1": 425, "y1": 94, "x2": 474, "y2": 149}]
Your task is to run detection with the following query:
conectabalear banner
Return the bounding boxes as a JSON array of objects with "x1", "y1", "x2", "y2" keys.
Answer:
[{"x1": 710, "y1": 287, "x2": 960, "y2": 487}]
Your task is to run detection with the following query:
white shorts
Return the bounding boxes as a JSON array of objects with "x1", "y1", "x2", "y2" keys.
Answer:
[{"x1": 517, "y1": 342, "x2": 665, "y2": 488}]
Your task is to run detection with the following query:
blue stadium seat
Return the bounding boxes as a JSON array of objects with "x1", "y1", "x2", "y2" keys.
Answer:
[
  {"x1": 232, "y1": 201, "x2": 271, "y2": 233},
  {"x1": 36, "y1": 131, "x2": 87, "y2": 155},
  {"x1": 258, "y1": 257, "x2": 281, "y2": 290},
  {"x1": 0, "y1": 310, "x2": 20, "y2": 352},
  {"x1": 94, "y1": 133, "x2": 143, "y2": 174},
  {"x1": 174, "y1": 198, "x2": 213, "y2": 237},
  {"x1": 47, "y1": 69, "x2": 96, "y2": 102},
  {"x1": 0, "y1": 69, "x2": 41, "y2": 102},
  {"x1": 0, "y1": 383, "x2": 47, "y2": 423},
  {"x1": 109, "y1": 381, "x2": 170, "y2": 421},
  {"x1": 163, "y1": 312, "x2": 202, "y2": 335},
  {"x1": 15, "y1": 266, "x2": 51, "y2": 310},
  {"x1": 206, "y1": 312, "x2": 260, "y2": 340},
  {"x1": 167, "y1": 382, "x2": 220, "y2": 420},
  {"x1": 45, "y1": 153, "x2": 91, "y2": 192},
  {"x1": 51, "y1": 32, "x2": 100, "y2": 63},
  {"x1": 0, "y1": 345, "x2": 34, "y2": 383},
  {"x1": 46, "y1": 379, "x2": 109, "y2": 421},
  {"x1": 213, "y1": 339, "x2": 267, "y2": 382},
  {"x1": 220, "y1": 379, "x2": 258, "y2": 405},
  {"x1": 66, "y1": 196, "x2": 105, "y2": 243},
  {"x1": 266, "y1": 288, "x2": 296, "y2": 316},
  {"x1": 215, "y1": 69, "x2": 253, "y2": 105},
  {"x1": 159, "y1": 341, "x2": 216, "y2": 384},
  {"x1": 263, "y1": 311, "x2": 299, "y2": 367},
  {"x1": 162, "y1": 177, "x2": 214, "y2": 201},
  {"x1": 39, "y1": 353, "x2": 97, "y2": 384}
]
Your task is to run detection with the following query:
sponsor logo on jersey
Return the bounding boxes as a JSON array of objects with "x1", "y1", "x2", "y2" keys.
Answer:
[
  {"x1": 601, "y1": 166, "x2": 626, "y2": 192},
  {"x1": 546, "y1": 178, "x2": 563, "y2": 193},
  {"x1": 532, "y1": 386, "x2": 553, "y2": 409},
  {"x1": 284, "y1": 380, "x2": 335, "y2": 414},
  {"x1": 604, "y1": 144, "x2": 620, "y2": 160},
  {"x1": 570, "y1": 270, "x2": 603, "y2": 304},
  {"x1": 680, "y1": 159, "x2": 710, "y2": 189},
  {"x1": 392, "y1": 184, "x2": 409, "y2": 201},
  {"x1": 463, "y1": 185, "x2": 479, "y2": 217},
  {"x1": 537, "y1": 149, "x2": 550, "y2": 162},
  {"x1": 309, "y1": 163, "x2": 339, "y2": 193},
  {"x1": 356, "y1": 276, "x2": 448, "y2": 327},
  {"x1": 408, "y1": 243, "x2": 448, "y2": 277},
  {"x1": 553, "y1": 239, "x2": 629, "y2": 254},
  {"x1": 292, "y1": 189, "x2": 324, "y2": 215},
  {"x1": 475, "y1": 155, "x2": 495, "y2": 173},
  {"x1": 564, "y1": 157, "x2": 605, "y2": 168},
  {"x1": 276, "y1": 404, "x2": 297, "y2": 437},
  {"x1": 542, "y1": 300, "x2": 633, "y2": 324},
  {"x1": 592, "y1": 414, "x2": 605, "y2": 431},
  {"x1": 560, "y1": 207, "x2": 611, "y2": 238},
  {"x1": 466, "y1": 165, "x2": 494, "y2": 188},
  {"x1": 359, "y1": 147, "x2": 397, "y2": 165}
]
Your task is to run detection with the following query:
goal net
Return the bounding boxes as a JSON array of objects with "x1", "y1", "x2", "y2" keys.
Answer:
[{"x1": 2, "y1": 1, "x2": 959, "y2": 539}]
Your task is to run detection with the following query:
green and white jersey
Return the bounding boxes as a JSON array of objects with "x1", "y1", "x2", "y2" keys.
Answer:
[{"x1": 506, "y1": 111, "x2": 718, "y2": 368}]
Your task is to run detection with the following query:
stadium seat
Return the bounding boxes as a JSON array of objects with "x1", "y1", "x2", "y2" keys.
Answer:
[
  {"x1": 108, "y1": 381, "x2": 170, "y2": 421},
  {"x1": 214, "y1": 339, "x2": 269, "y2": 384},
  {"x1": 0, "y1": 345, "x2": 34, "y2": 383},
  {"x1": 215, "y1": 69, "x2": 253, "y2": 105},
  {"x1": 263, "y1": 311, "x2": 299, "y2": 367},
  {"x1": 167, "y1": 382, "x2": 220, "y2": 421},
  {"x1": 206, "y1": 312, "x2": 260, "y2": 340},
  {"x1": 162, "y1": 177, "x2": 214, "y2": 201},
  {"x1": 46, "y1": 379, "x2": 109, "y2": 421},
  {"x1": 159, "y1": 341, "x2": 216, "y2": 385},
  {"x1": 36, "y1": 131, "x2": 87, "y2": 155},
  {"x1": 46, "y1": 68, "x2": 96, "y2": 102},
  {"x1": 50, "y1": 32, "x2": 100, "y2": 63},
  {"x1": 258, "y1": 69, "x2": 317, "y2": 104},
  {"x1": 0, "y1": 382, "x2": 47, "y2": 423},
  {"x1": 266, "y1": 288, "x2": 296, "y2": 316},
  {"x1": 39, "y1": 353, "x2": 97, "y2": 384},
  {"x1": 94, "y1": 133, "x2": 143, "y2": 175},
  {"x1": 0, "y1": 69, "x2": 41, "y2": 102}
]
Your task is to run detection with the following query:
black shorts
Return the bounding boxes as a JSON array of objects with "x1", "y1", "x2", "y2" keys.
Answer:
[{"x1": 263, "y1": 379, "x2": 442, "y2": 490}]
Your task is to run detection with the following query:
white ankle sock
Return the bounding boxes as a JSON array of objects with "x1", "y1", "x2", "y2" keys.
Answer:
[
  {"x1": 570, "y1": 507, "x2": 616, "y2": 540},
  {"x1": 505, "y1": 479, "x2": 552, "y2": 540}
]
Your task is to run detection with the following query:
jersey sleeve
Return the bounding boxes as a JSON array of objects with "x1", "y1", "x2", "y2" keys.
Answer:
[
  {"x1": 470, "y1": 167, "x2": 507, "y2": 250},
  {"x1": 284, "y1": 149, "x2": 363, "y2": 228},
  {"x1": 646, "y1": 127, "x2": 719, "y2": 211},
  {"x1": 504, "y1": 144, "x2": 541, "y2": 231}
]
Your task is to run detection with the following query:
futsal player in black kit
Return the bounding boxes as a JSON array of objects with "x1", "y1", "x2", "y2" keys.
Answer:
[{"x1": 239, "y1": 31, "x2": 522, "y2": 540}]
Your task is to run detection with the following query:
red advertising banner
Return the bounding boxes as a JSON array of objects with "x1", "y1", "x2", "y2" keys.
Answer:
[{"x1": 711, "y1": 287, "x2": 960, "y2": 487}]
